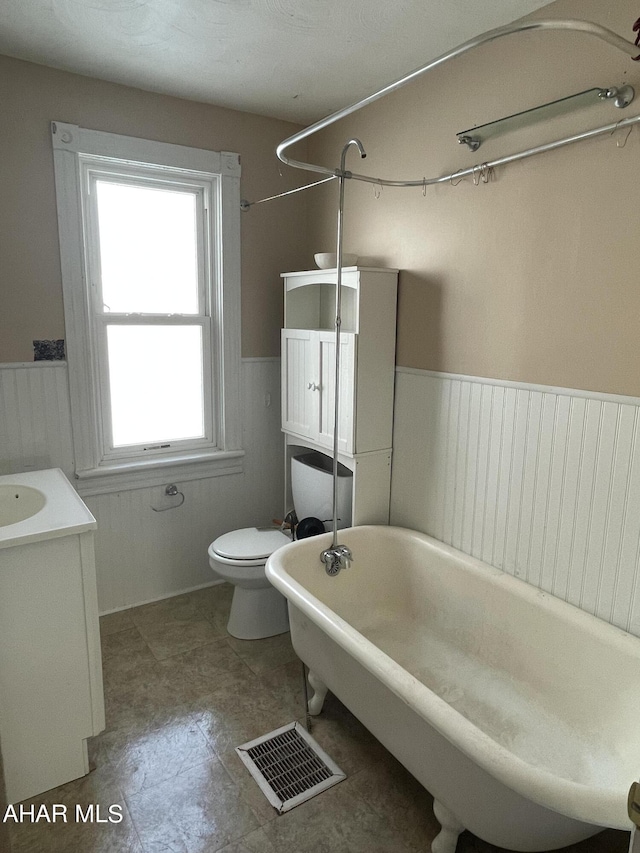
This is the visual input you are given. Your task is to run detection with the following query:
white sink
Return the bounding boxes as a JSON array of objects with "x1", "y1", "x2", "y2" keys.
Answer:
[
  {"x1": 0, "y1": 485, "x2": 46, "y2": 526},
  {"x1": 0, "y1": 468, "x2": 95, "y2": 549}
]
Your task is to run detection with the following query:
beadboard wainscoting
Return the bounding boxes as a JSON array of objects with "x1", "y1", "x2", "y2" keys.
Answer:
[
  {"x1": 0, "y1": 361, "x2": 74, "y2": 477},
  {"x1": 0, "y1": 359, "x2": 284, "y2": 613},
  {"x1": 391, "y1": 368, "x2": 640, "y2": 639}
]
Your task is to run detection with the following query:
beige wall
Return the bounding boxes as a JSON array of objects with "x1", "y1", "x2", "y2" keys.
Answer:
[
  {"x1": 4, "y1": 1, "x2": 640, "y2": 388},
  {"x1": 0, "y1": 55, "x2": 307, "y2": 362},
  {"x1": 307, "y1": 0, "x2": 640, "y2": 397}
]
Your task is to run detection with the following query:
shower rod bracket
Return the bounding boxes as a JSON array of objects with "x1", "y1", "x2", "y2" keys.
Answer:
[{"x1": 458, "y1": 135, "x2": 481, "y2": 152}]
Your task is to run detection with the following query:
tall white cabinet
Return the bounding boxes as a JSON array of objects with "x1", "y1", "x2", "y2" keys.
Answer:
[{"x1": 281, "y1": 266, "x2": 398, "y2": 524}]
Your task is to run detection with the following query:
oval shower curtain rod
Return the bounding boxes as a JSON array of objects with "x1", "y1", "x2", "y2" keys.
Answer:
[{"x1": 276, "y1": 18, "x2": 640, "y2": 185}]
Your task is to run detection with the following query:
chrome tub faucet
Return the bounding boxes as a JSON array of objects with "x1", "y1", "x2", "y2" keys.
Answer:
[{"x1": 321, "y1": 544, "x2": 352, "y2": 576}]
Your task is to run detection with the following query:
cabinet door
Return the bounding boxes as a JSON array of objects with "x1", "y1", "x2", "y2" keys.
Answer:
[
  {"x1": 317, "y1": 331, "x2": 356, "y2": 454},
  {"x1": 281, "y1": 329, "x2": 317, "y2": 439}
]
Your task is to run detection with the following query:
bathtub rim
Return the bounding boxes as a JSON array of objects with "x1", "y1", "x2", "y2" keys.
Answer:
[{"x1": 266, "y1": 524, "x2": 638, "y2": 831}]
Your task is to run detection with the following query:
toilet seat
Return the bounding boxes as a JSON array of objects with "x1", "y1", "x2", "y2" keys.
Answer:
[{"x1": 209, "y1": 527, "x2": 291, "y2": 568}]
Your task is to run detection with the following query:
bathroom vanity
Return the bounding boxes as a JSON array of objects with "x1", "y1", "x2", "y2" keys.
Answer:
[{"x1": 0, "y1": 468, "x2": 104, "y2": 804}]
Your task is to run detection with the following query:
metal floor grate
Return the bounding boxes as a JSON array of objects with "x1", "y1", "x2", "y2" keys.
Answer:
[{"x1": 236, "y1": 722, "x2": 346, "y2": 813}]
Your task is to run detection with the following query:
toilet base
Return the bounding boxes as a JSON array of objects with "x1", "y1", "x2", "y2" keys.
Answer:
[{"x1": 227, "y1": 585, "x2": 289, "y2": 640}]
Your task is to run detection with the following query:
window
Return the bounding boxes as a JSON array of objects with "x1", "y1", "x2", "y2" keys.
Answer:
[{"x1": 52, "y1": 122, "x2": 243, "y2": 493}]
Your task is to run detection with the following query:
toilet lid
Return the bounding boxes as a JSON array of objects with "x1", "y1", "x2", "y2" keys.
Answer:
[{"x1": 212, "y1": 527, "x2": 291, "y2": 561}]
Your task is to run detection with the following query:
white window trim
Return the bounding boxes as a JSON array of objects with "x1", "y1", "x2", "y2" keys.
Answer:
[{"x1": 52, "y1": 121, "x2": 243, "y2": 492}]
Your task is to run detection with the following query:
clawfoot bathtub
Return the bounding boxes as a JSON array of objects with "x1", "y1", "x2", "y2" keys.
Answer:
[{"x1": 266, "y1": 525, "x2": 640, "y2": 852}]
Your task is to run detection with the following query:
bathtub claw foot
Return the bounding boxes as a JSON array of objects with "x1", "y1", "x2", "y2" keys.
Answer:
[
  {"x1": 432, "y1": 799, "x2": 464, "y2": 853},
  {"x1": 307, "y1": 670, "x2": 328, "y2": 715}
]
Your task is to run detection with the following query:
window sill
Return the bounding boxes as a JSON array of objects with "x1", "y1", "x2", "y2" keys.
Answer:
[{"x1": 74, "y1": 450, "x2": 245, "y2": 497}]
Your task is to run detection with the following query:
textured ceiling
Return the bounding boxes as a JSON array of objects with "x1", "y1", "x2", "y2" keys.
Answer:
[{"x1": 0, "y1": 0, "x2": 552, "y2": 123}]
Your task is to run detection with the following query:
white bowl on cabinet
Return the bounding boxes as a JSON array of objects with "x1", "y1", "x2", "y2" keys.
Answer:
[{"x1": 314, "y1": 252, "x2": 358, "y2": 269}]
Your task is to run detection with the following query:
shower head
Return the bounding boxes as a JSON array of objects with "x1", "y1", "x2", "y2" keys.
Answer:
[{"x1": 339, "y1": 138, "x2": 366, "y2": 175}]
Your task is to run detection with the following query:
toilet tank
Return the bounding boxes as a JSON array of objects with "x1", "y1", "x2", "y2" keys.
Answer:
[{"x1": 291, "y1": 452, "x2": 352, "y2": 531}]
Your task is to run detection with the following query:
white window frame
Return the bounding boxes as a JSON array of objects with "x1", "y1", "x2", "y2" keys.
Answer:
[{"x1": 52, "y1": 121, "x2": 243, "y2": 494}]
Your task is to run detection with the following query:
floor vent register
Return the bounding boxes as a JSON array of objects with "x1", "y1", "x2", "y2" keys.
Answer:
[{"x1": 236, "y1": 721, "x2": 346, "y2": 813}]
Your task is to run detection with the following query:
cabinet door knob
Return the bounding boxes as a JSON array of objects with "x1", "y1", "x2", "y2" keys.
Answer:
[{"x1": 307, "y1": 382, "x2": 320, "y2": 391}]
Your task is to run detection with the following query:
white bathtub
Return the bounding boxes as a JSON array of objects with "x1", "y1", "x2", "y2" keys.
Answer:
[{"x1": 266, "y1": 525, "x2": 639, "y2": 852}]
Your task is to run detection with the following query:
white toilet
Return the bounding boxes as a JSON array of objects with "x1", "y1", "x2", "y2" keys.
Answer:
[{"x1": 208, "y1": 451, "x2": 352, "y2": 640}]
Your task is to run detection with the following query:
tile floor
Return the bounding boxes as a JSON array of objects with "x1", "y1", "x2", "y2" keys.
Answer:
[{"x1": 6, "y1": 583, "x2": 632, "y2": 853}]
